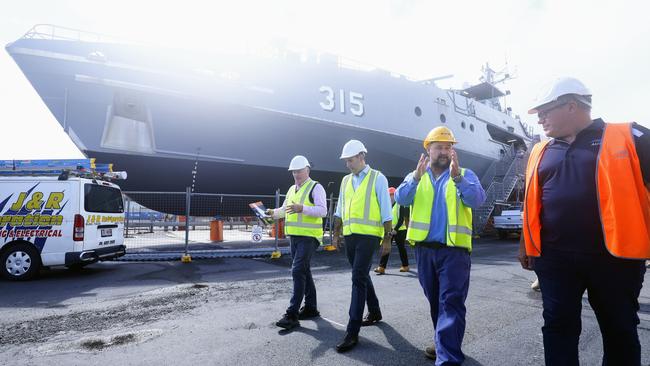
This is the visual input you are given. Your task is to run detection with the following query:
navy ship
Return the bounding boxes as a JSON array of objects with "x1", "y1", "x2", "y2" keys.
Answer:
[{"x1": 6, "y1": 25, "x2": 534, "y2": 216}]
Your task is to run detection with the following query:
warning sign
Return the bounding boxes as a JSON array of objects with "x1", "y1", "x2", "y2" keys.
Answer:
[{"x1": 251, "y1": 225, "x2": 263, "y2": 243}]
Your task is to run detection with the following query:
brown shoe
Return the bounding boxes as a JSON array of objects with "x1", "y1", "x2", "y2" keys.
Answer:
[
  {"x1": 374, "y1": 266, "x2": 385, "y2": 275},
  {"x1": 424, "y1": 344, "x2": 436, "y2": 360},
  {"x1": 399, "y1": 266, "x2": 409, "y2": 272}
]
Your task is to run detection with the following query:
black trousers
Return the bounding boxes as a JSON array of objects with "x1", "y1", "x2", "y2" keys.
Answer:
[
  {"x1": 345, "y1": 234, "x2": 381, "y2": 335},
  {"x1": 534, "y1": 249, "x2": 646, "y2": 366},
  {"x1": 378, "y1": 230, "x2": 409, "y2": 267}
]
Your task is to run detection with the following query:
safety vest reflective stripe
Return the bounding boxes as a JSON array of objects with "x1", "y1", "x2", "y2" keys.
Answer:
[
  {"x1": 343, "y1": 217, "x2": 383, "y2": 227},
  {"x1": 408, "y1": 221, "x2": 429, "y2": 230},
  {"x1": 449, "y1": 225, "x2": 472, "y2": 236},
  {"x1": 285, "y1": 222, "x2": 323, "y2": 228}
]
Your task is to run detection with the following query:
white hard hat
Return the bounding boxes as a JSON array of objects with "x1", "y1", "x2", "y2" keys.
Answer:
[
  {"x1": 528, "y1": 77, "x2": 592, "y2": 114},
  {"x1": 288, "y1": 155, "x2": 310, "y2": 171},
  {"x1": 340, "y1": 139, "x2": 367, "y2": 159}
]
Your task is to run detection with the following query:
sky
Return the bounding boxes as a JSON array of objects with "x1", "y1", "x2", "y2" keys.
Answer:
[{"x1": 1, "y1": 0, "x2": 649, "y2": 159}]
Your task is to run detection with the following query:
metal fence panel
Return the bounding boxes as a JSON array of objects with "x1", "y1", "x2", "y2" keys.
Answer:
[{"x1": 121, "y1": 188, "x2": 339, "y2": 260}]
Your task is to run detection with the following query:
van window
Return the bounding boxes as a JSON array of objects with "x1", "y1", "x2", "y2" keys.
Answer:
[{"x1": 84, "y1": 184, "x2": 124, "y2": 213}]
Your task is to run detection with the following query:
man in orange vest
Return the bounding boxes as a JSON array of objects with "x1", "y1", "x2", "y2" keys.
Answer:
[{"x1": 519, "y1": 77, "x2": 650, "y2": 366}]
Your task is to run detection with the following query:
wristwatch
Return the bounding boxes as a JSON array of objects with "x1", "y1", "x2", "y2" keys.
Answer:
[{"x1": 451, "y1": 174, "x2": 462, "y2": 183}]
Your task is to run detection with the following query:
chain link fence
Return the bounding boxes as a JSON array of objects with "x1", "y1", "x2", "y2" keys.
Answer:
[{"x1": 120, "y1": 188, "x2": 338, "y2": 260}]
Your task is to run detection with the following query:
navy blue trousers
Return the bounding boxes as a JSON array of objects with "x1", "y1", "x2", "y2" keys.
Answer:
[
  {"x1": 534, "y1": 250, "x2": 646, "y2": 366},
  {"x1": 415, "y1": 245, "x2": 471, "y2": 366},
  {"x1": 345, "y1": 234, "x2": 381, "y2": 335},
  {"x1": 286, "y1": 236, "x2": 319, "y2": 316}
]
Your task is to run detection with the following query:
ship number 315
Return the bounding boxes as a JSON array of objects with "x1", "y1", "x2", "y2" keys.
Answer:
[{"x1": 319, "y1": 86, "x2": 364, "y2": 116}]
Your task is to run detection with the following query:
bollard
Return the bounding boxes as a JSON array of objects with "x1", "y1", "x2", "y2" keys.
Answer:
[{"x1": 210, "y1": 220, "x2": 224, "y2": 242}]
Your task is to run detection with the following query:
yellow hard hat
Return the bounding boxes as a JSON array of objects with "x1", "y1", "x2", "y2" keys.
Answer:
[{"x1": 423, "y1": 126, "x2": 457, "y2": 149}]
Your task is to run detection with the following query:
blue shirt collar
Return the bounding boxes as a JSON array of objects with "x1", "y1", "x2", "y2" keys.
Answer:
[
  {"x1": 354, "y1": 164, "x2": 371, "y2": 177},
  {"x1": 427, "y1": 166, "x2": 450, "y2": 181}
]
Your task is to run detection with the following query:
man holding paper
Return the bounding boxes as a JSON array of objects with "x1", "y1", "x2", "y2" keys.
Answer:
[{"x1": 266, "y1": 155, "x2": 328, "y2": 330}]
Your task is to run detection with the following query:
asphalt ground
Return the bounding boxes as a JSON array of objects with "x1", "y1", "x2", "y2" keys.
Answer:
[{"x1": 1, "y1": 238, "x2": 648, "y2": 366}]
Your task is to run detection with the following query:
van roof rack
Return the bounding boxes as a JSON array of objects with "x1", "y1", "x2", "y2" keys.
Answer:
[{"x1": 0, "y1": 159, "x2": 127, "y2": 181}]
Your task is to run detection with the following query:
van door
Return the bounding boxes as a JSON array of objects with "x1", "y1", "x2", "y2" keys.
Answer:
[
  {"x1": 0, "y1": 179, "x2": 74, "y2": 266},
  {"x1": 81, "y1": 182, "x2": 125, "y2": 250}
]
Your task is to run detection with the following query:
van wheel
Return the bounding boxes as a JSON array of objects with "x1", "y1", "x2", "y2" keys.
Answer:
[{"x1": 1, "y1": 243, "x2": 41, "y2": 281}]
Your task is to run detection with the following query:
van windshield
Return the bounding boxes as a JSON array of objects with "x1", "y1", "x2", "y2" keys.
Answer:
[{"x1": 84, "y1": 184, "x2": 124, "y2": 213}]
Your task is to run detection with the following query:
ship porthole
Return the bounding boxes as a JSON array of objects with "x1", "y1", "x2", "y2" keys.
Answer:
[
  {"x1": 414, "y1": 106, "x2": 422, "y2": 117},
  {"x1": 440, "y1": 114, "x2": 446, "y2": 123},
  {"x1": 461, "y1": 121, "x2": 466, "y2": 129},
  {"x1": 470, "y1": 124, "x2": 475, "y2": 132}
]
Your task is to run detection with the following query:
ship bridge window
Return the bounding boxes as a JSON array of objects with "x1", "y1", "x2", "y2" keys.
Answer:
[
  {"x1": 440, "y1": 114, "x2": 446, "y2": 123},
  {"x1": 414, "y1": 106, "x2": 422, "y2": 116}
]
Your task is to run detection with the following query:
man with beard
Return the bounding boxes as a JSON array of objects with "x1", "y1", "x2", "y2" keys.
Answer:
[{"x1": 395, "y1": 126, "x2": 486, "y2": 365}]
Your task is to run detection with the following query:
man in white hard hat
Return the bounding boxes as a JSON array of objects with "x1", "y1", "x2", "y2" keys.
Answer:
[
  {"x1": 519, "y1": 77, "x2": 650, "y2": 365},
  {"x1": 266, "y1": 155, "x2": 328, "y2": 331},
  {"x1": 332, "y1": 139, "x2": 393, "y2": 352}
]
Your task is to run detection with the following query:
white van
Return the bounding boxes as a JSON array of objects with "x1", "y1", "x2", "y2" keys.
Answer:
[{"x1": 0, "y1": 175, "x2": 126, "y2": 280}]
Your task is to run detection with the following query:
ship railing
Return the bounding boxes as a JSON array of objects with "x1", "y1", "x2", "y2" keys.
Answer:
[{"x1": 21, "y1": 24, "x2": 123, "y2": 43}]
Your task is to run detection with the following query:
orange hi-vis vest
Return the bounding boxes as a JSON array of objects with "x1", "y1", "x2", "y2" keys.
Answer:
[{"x1": 523, "y1": 122, "x2": 650, "y2": 259}]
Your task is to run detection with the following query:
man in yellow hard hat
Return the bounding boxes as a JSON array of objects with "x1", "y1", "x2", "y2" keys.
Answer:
[
  {"x1": 332, "y1": 139, "x2": 393, "y2": 353},
  {"x1": 395, "y1": 126, "x2": 486, "y2": 364},
  {"x1": 266, "y1": 155, "x2": 328, "y2": 331}
]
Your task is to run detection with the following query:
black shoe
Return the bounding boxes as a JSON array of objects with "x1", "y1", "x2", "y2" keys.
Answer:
[
  {"x1": 275, "y1": 313, "x2": 299, "y2": 330},
  {"x1": 335, "y1": 332, "x2": 358, "y2": 353},
  {"x1": 424, "y1": 344, "x2": 437, "y2": 360},
  {"x1": 298, "y1": 306, "x2": 320, "y2": 320},
  {"x1": 361, "y1": 312, "x2": 382, "y2": 326}
]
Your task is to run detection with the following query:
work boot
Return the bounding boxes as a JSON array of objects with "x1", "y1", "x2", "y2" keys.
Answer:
[
  {"x1": 298, "y1": 306, "x2": 320, "y2": 320},
  {"x1": 424, "y1": 344, "x2": 437, "y2": 360},
  {"x1": 275, "y1": 313, "x2": 299, "y2": 330},
  {"x1": 374, "y1": 266, "x2": 385, "y2": 275},
  {"x1": 335, "y1": 332, "x2": 359, "y2": 353},
  {"x1": 361, "y1": 311, "x2": 382, "y2": 326},
  {"x1": 531, "y1": 278, "x2": 540, "y2": 292},
  {"x1": 399, "y1": 265, "x2": 410, "y2": 272}
]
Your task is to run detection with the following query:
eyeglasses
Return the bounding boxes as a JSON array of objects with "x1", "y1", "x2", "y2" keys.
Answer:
[{"x1": 538, "y1": 102, "x2": 568, "y2": 120}]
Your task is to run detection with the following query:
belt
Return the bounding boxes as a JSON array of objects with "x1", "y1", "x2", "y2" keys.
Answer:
[{"x1": 417, "y1": 241, "x2": 469, "y2": 253}]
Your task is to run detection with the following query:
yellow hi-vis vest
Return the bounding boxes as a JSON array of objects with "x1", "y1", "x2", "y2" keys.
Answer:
[
  {"x1": 407, "y1": 169, "x2": 473, "y2": 251},
  {"x1": 392, "y1": 203, "x2": 407, "y2": 231},
  {"x1": 340, "y1": 169, "x2": 385, "y2": 238},
  {"x1": 284, "y1": 179, "x2": 323, "y2": 242}
]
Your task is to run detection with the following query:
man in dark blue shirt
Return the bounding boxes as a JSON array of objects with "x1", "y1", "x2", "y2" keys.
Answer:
[{"x1": 519, "y1": 77, "x2": 649, "y2": 366}]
